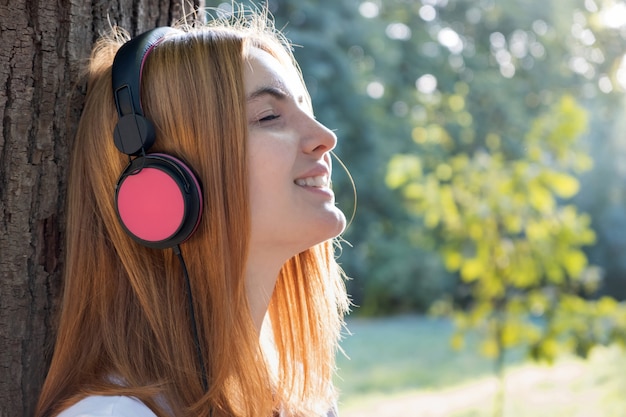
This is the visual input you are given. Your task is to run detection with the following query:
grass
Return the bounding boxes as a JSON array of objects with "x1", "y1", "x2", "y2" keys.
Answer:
[
  {"x1": 335, "y1": 315, "x2": 522, "y2": 402},
  {"x1": 334, "y1": 315, "x2": 626, "y2": 417}
]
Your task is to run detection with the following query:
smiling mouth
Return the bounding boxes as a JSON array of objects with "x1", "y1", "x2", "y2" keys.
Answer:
[{"x1": 294, "y1": 175, "x2": 329, "y2": 188}]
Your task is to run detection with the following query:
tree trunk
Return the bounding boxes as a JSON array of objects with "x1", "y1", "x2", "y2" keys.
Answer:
[{"x1": 0, "y1": 1, "x2": 198, "y2": 415}]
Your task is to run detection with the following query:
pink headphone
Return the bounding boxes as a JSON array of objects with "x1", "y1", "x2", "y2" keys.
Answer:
[{"x1": 111, "y1": 28, "x2": 203, "y2": 249}]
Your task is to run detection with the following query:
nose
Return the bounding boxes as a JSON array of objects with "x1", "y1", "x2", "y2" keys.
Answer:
[{"x1": 302, "y1": 116, "x2": 337, "y2": 156}]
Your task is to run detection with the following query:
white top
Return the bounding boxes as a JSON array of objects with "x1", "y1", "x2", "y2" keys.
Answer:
[
  {"x1": 56, "y1": 395, "x2": 339, "y2": 417},
  {"x1": 57, "y1": 396, "x2": 157, "y2": 417}
]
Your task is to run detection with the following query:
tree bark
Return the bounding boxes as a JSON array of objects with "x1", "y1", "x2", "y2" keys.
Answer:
[{"x1": 0, "y1": 1, "x2": 198, "y2": 415}]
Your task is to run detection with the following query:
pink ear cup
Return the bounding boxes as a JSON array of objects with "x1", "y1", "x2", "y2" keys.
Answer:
[
  {"x1": 117, "y1": 167, "x2": 186, "y2": 242},
  {"x1": 151, "y1": 153, "x2": 204, "y2": 236}
]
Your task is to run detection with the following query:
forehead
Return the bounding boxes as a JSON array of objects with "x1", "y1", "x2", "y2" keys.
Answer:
[{"x1": 243, "y1": 47, "x2": 304, "y2": 98}]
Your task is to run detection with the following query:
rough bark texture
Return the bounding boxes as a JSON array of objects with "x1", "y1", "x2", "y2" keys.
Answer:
[{"x1": 0, "y1": 1, "x2": 197, "y2": 416}]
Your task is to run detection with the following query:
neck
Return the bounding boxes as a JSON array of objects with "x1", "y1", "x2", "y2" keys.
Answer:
[{"x1": 245, "y1": 249, "x2": 288, "y2": 332}]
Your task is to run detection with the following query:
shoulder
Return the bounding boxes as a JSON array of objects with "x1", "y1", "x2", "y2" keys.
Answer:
[{"x1": 56, "y1": 396, "x2": 157, "y2": 417}]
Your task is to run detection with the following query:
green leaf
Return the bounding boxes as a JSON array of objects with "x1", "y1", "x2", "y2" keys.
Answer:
[
  {"x1": 562, "y1": 250, "x2": 587, "y2": 278},
  {"x1": 386, "y1": 154, "x2": 422, "y2": 189},
  {"x1": 543, "y1": 171, "x2": 580, "y2": 199},
  {"x1": 461, "y1": 258, "x2": 484, "y2": 282},
  {"x1": 528, "y1": 181, "x2": 555, "y2": 213},
  {"x1": 443, "y1": 249, "x2": 463, "y2": 271},
  {"x1": 480, "y1": 339, "x2": 499, "y2": 358}
]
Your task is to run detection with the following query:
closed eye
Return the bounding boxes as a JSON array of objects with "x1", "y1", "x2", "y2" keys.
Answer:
[{"x1": 258, "y1": 113, "x2": 280, "y2": 123}]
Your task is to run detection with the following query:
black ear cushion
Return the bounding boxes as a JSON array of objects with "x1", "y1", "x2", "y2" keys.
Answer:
[
  {"x1": 113, "y1": 114, "x2": 156, "y2": 156},
  {"x1": 115, "y1": 154, "x2": 203, "y2": 249}
]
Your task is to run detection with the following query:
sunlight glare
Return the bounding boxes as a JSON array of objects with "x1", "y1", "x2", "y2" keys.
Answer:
[
  {"x1": 359, "y1": 1, "x2": 380, "y2": 19},
  {"x1": 386, "y1": 23, "x2": 412, "y2": 40},
  {"x1": 438, "y1": 28, "x2": 463, "y2": 54},
  {"x1": 599, "y1": 2, "x2": 626, "y2": 28},
  {"x1": 616, "y1": 55, "x2": 626, "y2": 90},
  {"x1": 366, "y1": 81, "x2": 385, "y2": 99},
  {"x1": 416, "y1": 74, "x2": 438, "y2": 94},
  {"x1": 598, "y1": 75, "x2": 613, "y2": 93},
  {"x1": 584, "y1": 0, "x2": 599, "y2": 13},
  {"x1": 419, "y1": 5, "x2": 437, "y2": 22}
]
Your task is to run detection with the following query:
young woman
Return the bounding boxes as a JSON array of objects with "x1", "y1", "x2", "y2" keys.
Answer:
[{"x1": 35, "y1": 9, "x2": 349, "y2": 417}]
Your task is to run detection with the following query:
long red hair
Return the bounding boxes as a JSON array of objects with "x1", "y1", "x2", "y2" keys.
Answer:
[{"x1": 36, "y1": 12, "x2": 349, "y2": 417}]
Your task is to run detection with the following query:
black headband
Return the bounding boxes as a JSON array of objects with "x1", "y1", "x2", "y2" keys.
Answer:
[{"x1": 111, "y1": 27, "x2": 178, "y2": 155}]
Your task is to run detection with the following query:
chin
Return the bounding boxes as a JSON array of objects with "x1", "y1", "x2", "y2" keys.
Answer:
[
  {"x1": 331, "y1": 213, "x2": 348, "y2": 238},
  {"x1": 308, "y1": 211, "x2": 347, "y2": 247}
]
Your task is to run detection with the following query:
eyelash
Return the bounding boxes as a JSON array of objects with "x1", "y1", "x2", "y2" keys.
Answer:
[{"x1": 258, "y1": 113, "x2": 280, "y2": 123}]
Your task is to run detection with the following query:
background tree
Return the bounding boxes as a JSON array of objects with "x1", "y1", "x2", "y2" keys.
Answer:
[
  {"x1": 377, "y1": 0, "x2": 626, "y2": 358},
  {"x1": 386, "y1": 93, "x2": 623, "y2": 416},
  {"x1": 270, "y1": 0, "x2": 626, "y2": 314},
  {"x1": 0, "y1": 2, "x2": 198, "y2": 415}
]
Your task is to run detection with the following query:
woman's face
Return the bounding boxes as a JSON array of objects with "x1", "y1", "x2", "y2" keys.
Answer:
[{"x1": 244, "y1": 47, "x2": 346, "y2": 259}]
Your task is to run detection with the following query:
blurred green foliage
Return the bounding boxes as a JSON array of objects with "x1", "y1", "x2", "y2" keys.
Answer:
[{"x1": 205, "y1": 0, "x2": 626, "y2": 360}]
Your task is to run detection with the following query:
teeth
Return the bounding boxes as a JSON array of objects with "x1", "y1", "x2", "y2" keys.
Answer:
[{"x1": 295, "y1": 175, "x2": 329, "y2": 187}]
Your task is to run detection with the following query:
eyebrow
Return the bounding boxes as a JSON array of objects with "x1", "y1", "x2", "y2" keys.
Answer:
[{"x1": 246, "y1": 85, "x2": 291, "y2": 102}]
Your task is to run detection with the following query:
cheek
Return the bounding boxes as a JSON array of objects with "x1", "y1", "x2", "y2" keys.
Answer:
[
  {"x1": 247, "y1": 138, "x2": 292, "y2": 205},
  {"x1": 248, "y1": 143, "x2": 273, "y2": 188},
  {"x1": 248, "y1": 133, "x2": 293, "y2": 179}
]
